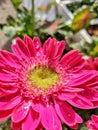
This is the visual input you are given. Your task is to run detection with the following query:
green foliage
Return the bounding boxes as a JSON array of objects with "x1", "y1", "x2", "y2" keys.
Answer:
[
  {"x1": 93, "y1": 1, "x2": 98, "y2": 17},
  {"x1": 2, "y1": 9, "x2": 33, "y2": 38},
  {"x1": 70, "y1": 36, "x2": 98, "y2": 58},
  {"x1": 3, "y1": 26, "x2": 21, "y2": 38},
  {"x1": 11, "y1": 0, "x2": 21, "y2": 8},
  {"x1": 1, "y1": 0, "x2": 97, "y2": 42},
  {"x1": 1, "y1": 8, "x2": 71, "y2": 41},
  {"x1": 62, "y1": 124, "x2": 68, "y2": 130},
  {"x1": 1, "y1": 1, "x2": 61, "y2": 41},
  {"x1": 79, "y1": 125, "x2": 88, "y2": 130},
  {"x1": 67, "y1": 0, "x2": 95, "y2": 13}
]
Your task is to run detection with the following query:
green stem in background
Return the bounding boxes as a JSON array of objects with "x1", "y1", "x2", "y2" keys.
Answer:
[{"x1": 31, "y1": 0, "x2": 35, "y2": 36}]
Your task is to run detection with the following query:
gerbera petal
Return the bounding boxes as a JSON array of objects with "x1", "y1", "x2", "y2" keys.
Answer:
[
  {"x1": 41, "y1": 105, "x2": 62, "y2": 130},
  {"x1": 55, "y1": 40, "x2": 66, "y2": 59},
  {"x1": 43, "y1": 38, "x2": 56, "y2": 58},
  {"x1": 70, "y1": 71, "x2": 98, "y2": 87},
  {"x1": 56, "y1": 41, "x2": 66, "y2": 57},
  {"x1": 0, "y1": 72, "x2": 16, "y2": 83},
  {"x1": 58, "y1": 91, "x2": 76, "y2": 100},
  {"x1": 86, "y1": 121, "x2": 97, "y2": 130},
  {"x1": 0, "y1": 85, "x2": 18, "y2": 94},
  {"x1": 60, "y1": 50, "x2": 84, "y2": 70},
  {"x1": 11, "y1": 121, "x2": 22, "y2": 130},
  {"x1": 92, "y1": 101, "x2": 98, "y2": 108},
  {"x1": 84, "y1": 57, "x2": 96, "y2": 70},
  {"x1": 22, "y1": 108, "x2": 40, "y2": 130},
  {"x1": 64, "y1": 87, "x2": 84, "y2": 92},
  {"x1": 91, "y1": 115, "x2": 98, "y2": 124},
  {"x1": 12, "y1": 38, "x2": 30, "y2": 59},
  {"x1": 86, "y1": 115, "x2": 98, "y2": 130},
  {"x1": 0, "y1": 95, "x2": 22, "y2": 110},
  {"x1": 0, "y1": 50, "x2": 21, "y2": 69},
  {"x1": 33, "y1": 37, "x2": 42, "y2": 51},
  {"x1": 36, "y1": 123, "x2": 43, "y2": 130},
  {"x1": 0, "y1": 90, "x2": 6, "y2": 97},
  {"x1": 0, "y1": 109, "x2": 13, "y2": 120},
  {"x1": 24, "y1": 36, "x2": 36, "y2": 57},
  {"x1": 94, "y1": 58, "x2": 98, "y2": 71},
  {"x1": 70, "y1": 124, "x2": 78, "y2": 129},
  {"x1": 0, "y1": 90, "x2": 16, "y2": 99},
  {"x1": 68, "y1": 96, "x2": 93, "y2": 109},
  {"x1": 12, "y1": 100, "x2": 31, "y2": 123},
  {"x1": 75, "y1": 113, "x2": 83, "y2": 123},
  {"x1": 43, "y1": 38, "x2": 65, "y2": 60},
  {"x1": 55, "y1": 100, "x2": 76, "y2": 127},
  {"x1": 78, "y1": 87, "x2": 98, "y2": 101}
]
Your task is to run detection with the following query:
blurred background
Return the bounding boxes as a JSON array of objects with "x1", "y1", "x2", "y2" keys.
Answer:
[{"x1": 0, "y1": 0, "x2": 98, "y2": 129}]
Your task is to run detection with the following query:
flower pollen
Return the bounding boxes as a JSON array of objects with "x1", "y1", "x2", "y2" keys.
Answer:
[{"x1": 29, "y1": 66, "x2": 59, "y2": 90}]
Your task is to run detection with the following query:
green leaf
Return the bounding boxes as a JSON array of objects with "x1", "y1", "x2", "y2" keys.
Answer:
[
  {"x1": 3, "y1": 26, "x2": 22, "y2": 38},
  {"x1": 7, "y1": 16, "x2": 16, "y2": 26},
  {"x1": 57, "y1": 24, "x2": 72, "y2": 32},
  {"x1": 79, "y1": 126, "x2": 88, "y2": 130},
  {"x1": 62, "y1": 124, "x2": 68, "y2": 130},
  {"x1": 3, "y1": 26, "x2": 16, "y2": 38},
  {"x1": 78, "y1": 123, "x2": 88, "y2": 130},
  {"x1": 11, "y1": 0, "x2": 21, "y2": 8}
]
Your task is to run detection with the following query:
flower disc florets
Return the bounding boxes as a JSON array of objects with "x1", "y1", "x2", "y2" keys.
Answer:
[
  {"x1": 29, "y1": 66, "x2": 59, "y2": 90},
  {"x1": 0, "y1": 36, "x2": 98, "y2": 130}
]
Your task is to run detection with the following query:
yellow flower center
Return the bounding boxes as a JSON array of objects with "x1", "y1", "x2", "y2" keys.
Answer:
[{"x1": 29, "y1": 66, "x2": 59, "y2": 90}]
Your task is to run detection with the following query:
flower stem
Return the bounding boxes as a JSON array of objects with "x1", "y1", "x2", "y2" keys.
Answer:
[{"x1": 31, "y1": 0, "x2": 35, "y2": 37}]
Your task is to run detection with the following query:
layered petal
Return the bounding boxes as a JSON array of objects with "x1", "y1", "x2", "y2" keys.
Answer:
[
  {"x1": 58, "y1": 91, "x2": 76, "y2": 101},
  {"x1": 12, "y1": 38, "x2": 30, "y2": 60},
  {"x1": 43, "y1": 38, "x2": 65, "y2": 60},
  {"x1": 55, "y1": 100, "x2": 80, "y2": 127},
  {"x1": 0, "y1": 95, "x2": 22, "y2": 110},
  {"x1": 86, "y1": 115, "x2": 98, "y2": 130},
  {"x1": 41, "y1": 104, "x2": 62, "y2": 130},
  {"x1": 70, "y1": 70, "x2": 98, "y2": 87},
  {"x1": 77, "y1": 87, "x2": 98, "y2": 101},
  {"x1": 0, "y1": 109, "x2": 13, "y2": 120},
  {"x1": 84, "y1": 57, "x2": 96, "y2": 70},
  {"x1": 68, "y1": 96, "x2": 93, "y2": 109},
  {"x1": 24, "y1": 36, "x2": 42, "y2": 57},
  {"x1": 11, "y1": 121, "x2": 22, "y2": 130},
  {"x1": 32, "y1": 37, "x2": 42, "y2": 52},
  {"x1": 0, "y1": 70, "x2": 16, "y2": 83},
  {"x1": 59, "y1": 50, "x2": 84, "y2": 71},
  {"x1": 24, "y1": 36, "x2": 36, "y2": 57},
  {"x1": 0, "y1": 85, "x2": 18, "y2": 95},
  {"x1": 0, "y1": 50, "x2": 21, "y2": 69},
  {"x1": 12, "y1": 100, "x2": 31, "y2": 123},
  {"x1": 22, "y1": 108, "x2": 40, "y2": 130}
]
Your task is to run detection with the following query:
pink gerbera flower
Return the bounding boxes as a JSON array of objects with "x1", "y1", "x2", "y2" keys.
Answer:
[
  {"x1": 86, "y1": 114, "x2": 98, "y2": 130},
  {"x1": 85, "y1": 57, "x2": 98, "y2": 70},
  {"x1": 0, "y1": 36, "x2": 98, "y2": 130}
]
